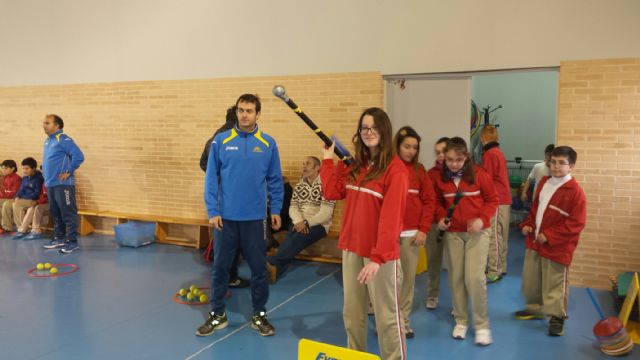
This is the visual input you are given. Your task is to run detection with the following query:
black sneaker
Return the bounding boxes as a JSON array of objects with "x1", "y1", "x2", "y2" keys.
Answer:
[
  {"x1": 196, "y1": 312, "x2": 228, "y2": 337},
  {"x1": 228, "y1": 277, "x2": 250, "y2": 288},
  {"x1": 43, "y1": 238, "x2": 65, "y2": 249},
  {"x1": 514, "y1": 310, "x2": 545, "y2": 320},
  {"x1": 251, "y1": 311, "x2": 275, "y2": 336},
  {"x1": 548, "y1": 316, "x2": 564, "y2": 336},
  {"x1": 59, "y1": 242, "x2": 79, "y2": 254}
]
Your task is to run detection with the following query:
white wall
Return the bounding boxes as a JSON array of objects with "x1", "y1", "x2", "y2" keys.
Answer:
[
  {"x1": 386, "y1": 77, "x2": 470, "y2": 167},
  {"x1": 1, "y1": 0, "x2": 640, "y2": 86},
  {"x1": 471, "y1": 71, "x2": 558, "y2": 161}
]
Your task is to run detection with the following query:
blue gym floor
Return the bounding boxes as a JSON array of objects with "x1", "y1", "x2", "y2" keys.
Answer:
[{"x1": 0, "y1": 229, "x2": 636, "y2": 360}]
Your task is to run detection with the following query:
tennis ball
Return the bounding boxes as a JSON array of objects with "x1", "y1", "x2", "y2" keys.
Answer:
[
  {"x1": 192, "y1": 289, "x2": 201, "y2": 296},
  {"x1": 44, "y1": 263, "x2": 52, "y2": 270},
  {"x1": 189, "y1": 285, "x2": 197, "y2": 292},
  {"x1": 178, "y1": 288, "x2": 187, "y2": 296},
  {"x1": 186, "y1": 292, "x2": 195, "y2": 301},
  {"x1": 37, "y1": 263, "x2": 44, "y2": 270},
  {"x1": 199, "y1": 294, "x2": 208, "y2": 303},
  {"x1": 50, "y1": 267, "x2": 59, "y2": 275}
]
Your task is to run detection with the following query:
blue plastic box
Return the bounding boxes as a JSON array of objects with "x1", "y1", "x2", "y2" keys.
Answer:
[{"x1": 114, "y1": 221, "x2": 156, "y2": 247}]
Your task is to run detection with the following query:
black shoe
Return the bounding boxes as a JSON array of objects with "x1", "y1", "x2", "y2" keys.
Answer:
[
  {"x1": 228, "y1": 277, "x2": 250, "y2": 288},
  {"x1": 548, "y1": 316, "x2": 565, "y2": 336},
  {"x1": 196, "y1": 312, "x2": 228, "y2": 337},
  {"x1": 514, "y1": 310, "x2": 545, "y2": 320},
  {"x1": 406, "y1": 328, "x2": 414, "y2": 339},
  {"x1": 251, "y1": 311, "x2": 275, "y2": 336}
]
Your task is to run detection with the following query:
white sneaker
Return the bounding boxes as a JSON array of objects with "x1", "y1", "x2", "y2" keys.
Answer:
[
  {"x1": 425, "y1": 297, "x2": 439, "y2": 310},
  {"x1": 452, "y1": 324, "x2": 468, "y2": 339},
  {"x1": 475, "y1": 329, "x2": 493, "y2": 346}
]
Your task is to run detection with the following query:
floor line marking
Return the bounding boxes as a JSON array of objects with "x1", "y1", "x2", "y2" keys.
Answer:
[{"x1": 185, "y1": 267, "x2": 340, "y2": 360}]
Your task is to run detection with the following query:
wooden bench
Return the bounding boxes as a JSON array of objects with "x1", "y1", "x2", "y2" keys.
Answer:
[{"x1": 78, "y1": 210, "x2": 211, "y2": 249}]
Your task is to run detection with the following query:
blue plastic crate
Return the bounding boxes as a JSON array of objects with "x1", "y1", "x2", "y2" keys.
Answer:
[{"x1": 114, "y1": 221, "x2": 156, "y2": 248}]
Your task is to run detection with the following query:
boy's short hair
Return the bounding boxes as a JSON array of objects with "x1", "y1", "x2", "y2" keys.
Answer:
[
  {"x1": 235, "y1": 94, "x2": 261, "y2": 113},
  {"x1": 551, "y1": 146, "x2": 577, "y2": 164},
  {"x1": 1, "y1": 160, "x2": 17, "y2": 172},
  {"x1": 436, "y1": 136, "x2": 451, "y2": 145},
  {"x1": 47, "y1": 114, "x2": 64, "y2": 129},
  {"x1": 21, "y1": 157, "x2": 38, "y2": 169},
  {"x1": 544, "y1": 144, "x2": 555, "y2": 155}
]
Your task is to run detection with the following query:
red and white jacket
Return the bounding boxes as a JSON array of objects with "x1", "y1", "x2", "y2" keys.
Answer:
[
  {"x1": 519, "y1": 176, "x2": 586, "y2": 266},
  {"x1": 402, "y1": 161, "x2": 436, "y2": 233},
  {"x1": 1, "y1": 172, "x2": 22, "y2": 199},
  {"x1": 481, "y1": 143, "x2": 512, "y2": 205},
  {"x1": 433, "y1": 166, "x2": 499, "y2": 232},
  {"x1": 427, "y1": 162, "x2": 443, "y2": 224},
  {"x1": 321, "y1": 156, "x2": 408, "y2": 264}
]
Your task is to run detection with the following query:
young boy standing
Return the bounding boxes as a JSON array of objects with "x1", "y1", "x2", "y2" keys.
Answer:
[{"x1": 515, "y1": 146, "x2": 587, "y2": 336}]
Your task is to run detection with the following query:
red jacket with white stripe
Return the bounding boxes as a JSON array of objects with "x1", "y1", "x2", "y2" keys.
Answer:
[
  {"x1": 1, "y1": 173, "x2": 22, "y2": 199},
  {"x1": 433, "y1": 166, "x2": 499, "y2": 232},
  {"x1": 427, "y1": 162, "x2": 443, "y2": 224},
  {"x1": 519, "y1": 176, "x2": 586, "y2": 266},
  {"x1": 403, "y1": 161, "x2": 436, "y2": 233},
  {"x1": 481, "y1": 143, "x2": 512, "y2": 205},
  {"x1": 320, "y1": 156, "x2": 408, "y2": 264}
]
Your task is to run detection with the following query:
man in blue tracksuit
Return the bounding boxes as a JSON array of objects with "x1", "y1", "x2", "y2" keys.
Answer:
[
  {"x1": 197, "y1": 94, "x2": 284, "y2": 337},
  {"x1": 41, "y1": 114, "x2": 85, "y2": 254}
]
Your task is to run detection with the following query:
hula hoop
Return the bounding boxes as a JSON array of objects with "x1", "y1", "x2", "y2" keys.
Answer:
[{"x1": 27, "y1": 264, "x2": 79, "y2": 278}]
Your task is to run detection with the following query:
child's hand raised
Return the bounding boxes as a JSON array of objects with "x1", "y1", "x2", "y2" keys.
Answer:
[{"x1": 322, "y1": 143, "x2": 335, "y2": 160}]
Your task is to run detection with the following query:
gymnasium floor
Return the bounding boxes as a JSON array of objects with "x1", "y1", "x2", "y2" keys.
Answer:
[{"x1": 0, "y1": 229, "x2": 635, "y2": 359}]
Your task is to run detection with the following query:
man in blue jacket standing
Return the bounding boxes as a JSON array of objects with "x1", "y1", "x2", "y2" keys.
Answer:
[
  {"x1": 41, "y1": 114, "x2": 85, "y2": 254},
  {"x1": 197, "y1": 94, "x2": 284, "y2": 337}
]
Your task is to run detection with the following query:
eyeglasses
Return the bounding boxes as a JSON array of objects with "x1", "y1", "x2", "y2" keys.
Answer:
[
  {"x1": 359, "y1": 127, "x2": 379, "y2": 135},
  {"x1": 549, "y1": 160, "x2": 570, "y2": 166}
]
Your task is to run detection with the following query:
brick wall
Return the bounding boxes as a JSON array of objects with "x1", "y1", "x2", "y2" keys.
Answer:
[
  {"x1": 557, "y1": 58, "x2": 640, "y2": 289},
  {"x1": 0, "y1": 72, "x2": 384, "y2": 238}
]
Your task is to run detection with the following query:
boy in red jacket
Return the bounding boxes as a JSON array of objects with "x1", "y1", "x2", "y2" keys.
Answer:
[
  {"x1": 0, "y1": 160, "x2": 22, "y2": 233},
  {"x1": 515, "y1": 146, "x2": 586, "y2": 337},
  {"x1": 480, "y1": 125, "x2": 512, "y2": 283},
  {"x1": 424, "y1": 137, "x2": 449, "y2": 310}
]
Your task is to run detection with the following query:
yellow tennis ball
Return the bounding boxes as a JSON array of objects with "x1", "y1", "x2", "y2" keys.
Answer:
[
  {"x1": 44, "y1": 263, "x2": 52, "y2": 270},
  {"x1": 37, "y1": 263, "x2": 44, "y2": 270},
  {"x1": 199, "y1": 294, "x2": 208, "y2": 303},
  {"x1": 50, "y1": 267, "x2": 59, "y2": 275},
  {"x1": 178, "y1": 288, "x2": 187, "y2": 296},
  {"x1": 189, "y1": 285, "x2": 197, "y2": 292},
  {"x1": 192, "y1": 289, "x2": 201, "y2": 296},
  {"x1": 186, "y1": 292, "x2": 195, "y2": 301}
]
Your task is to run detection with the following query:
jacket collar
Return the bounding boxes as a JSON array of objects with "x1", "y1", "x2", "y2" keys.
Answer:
[
  {"x1": 48, "y1": 129, "x2": 63, "y2": 139},
  {"x1": 234, "y1": 123, "x2": 259, "y2": 136},
  {"x1": 483, "y1": 141, "x2": 500, "y2": 152}
]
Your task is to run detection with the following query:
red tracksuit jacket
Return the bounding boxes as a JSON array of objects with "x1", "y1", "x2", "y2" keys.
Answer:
[
  {"x1": 320, "y1": 156, "x2": 408, "y2": 264},
  {"x1": 519, "y1": 176, "x2": 587, "y2": 266},
  {"x1": 403, "y1": 161, "x2": 436, "y2": 233},
  {"x1": 481, "y1": 143, "x2": 512, "y2": 205},
  {"x1": 433, "y1": 166, "x2": 499, "y2": 232},
  {"x1": 1, "y1": 173, "x2": 22, "y2": 199},
  {"x1": 427, "y1": 162, "x2": 443, "y2": 224}
]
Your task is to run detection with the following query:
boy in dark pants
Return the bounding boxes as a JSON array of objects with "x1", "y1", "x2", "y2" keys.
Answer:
[
  {"x1": 41, "y1": 114, "x2": 85, "y2": 254},
  {"x1": 515, "y1": 146, "x2": 586, "y2": 336},
  {"x1": 198, "y1": 94, "x2": 284, "y2": 337}
]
